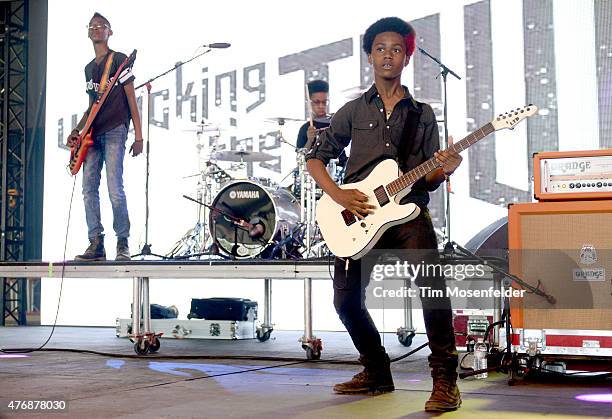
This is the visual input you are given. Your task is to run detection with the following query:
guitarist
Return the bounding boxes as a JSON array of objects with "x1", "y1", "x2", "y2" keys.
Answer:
[
  {"x1": 306, "y1": 17, "x2": 463, "y2": 412},
  {"x1": 66, "y1": 12, "x2": 143, "y2": 261}
]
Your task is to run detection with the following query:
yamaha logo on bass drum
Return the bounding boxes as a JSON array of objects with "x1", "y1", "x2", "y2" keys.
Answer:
[{"x1": 229, "y1": 190, "x2": 261, "y2": 199}]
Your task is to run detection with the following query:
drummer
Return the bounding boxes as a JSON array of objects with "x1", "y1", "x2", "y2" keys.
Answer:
[{"x1": 296, "y1": 80, "x2": 347, "y2": 167}]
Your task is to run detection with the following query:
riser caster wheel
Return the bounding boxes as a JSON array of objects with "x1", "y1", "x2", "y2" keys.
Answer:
[
  {"x1": 134, "y1": 340, "x2": 150, "y2": 355},
  {"x1": 256, "y1": 329, "x2": 272, "y2": 342},
  {"x1": 306, "y1": 346, "x2": 321, "y2": 360}
]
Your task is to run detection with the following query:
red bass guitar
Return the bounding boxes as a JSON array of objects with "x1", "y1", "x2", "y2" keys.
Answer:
[{"x1": 68, "y1": 49, "x2": 137, "y2": 175}]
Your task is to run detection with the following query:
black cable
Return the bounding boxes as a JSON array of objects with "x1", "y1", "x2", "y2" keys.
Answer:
[
  {"x1": 1, "y1": 176, "x2": 77, "y2": 354},
  {"x1": 459, "y1": 352, "x2": 473, "y2": 370},
  {"x1": 2, "y1": 340, "x2": 431, "y2": 366},
  {"x1": 390, "y1": 342, "x2": 429, "y2": 363},
  {"x1": 9, "y1": 347, "x2": 362, "y2": 364},
  {"x1": 327, "y1": 253, "x2": 334, "y2": 281}
]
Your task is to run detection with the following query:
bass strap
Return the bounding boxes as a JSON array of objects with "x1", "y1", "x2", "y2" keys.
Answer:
[{"x1": 97, "y1": 51, "x2": 116, "y2": 100}]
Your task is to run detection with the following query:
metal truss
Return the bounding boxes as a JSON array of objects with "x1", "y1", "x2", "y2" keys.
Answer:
[{"x1": 1, "y1": 0, "x2": 28, "y2": 325}]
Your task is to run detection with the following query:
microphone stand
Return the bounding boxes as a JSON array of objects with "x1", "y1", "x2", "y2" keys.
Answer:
[
  {"x1": 131, "y1": 47, "x2": 214, "y2": 259},
  {"x1": 417, "y1": 46, "x2": 461, "y2": 254},
  {"x1": 450, "y1": 242, "x2": 556, "y2": 384}
]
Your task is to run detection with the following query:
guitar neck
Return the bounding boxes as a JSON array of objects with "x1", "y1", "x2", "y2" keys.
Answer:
[{"x1": 386, "y1": 122, "x2": 495, "y2": 196}]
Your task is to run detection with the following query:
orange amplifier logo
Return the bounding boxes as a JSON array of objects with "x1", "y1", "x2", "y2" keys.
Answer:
[{"x1": 533, "y1": 149, "x2": 612, "y2": 201}]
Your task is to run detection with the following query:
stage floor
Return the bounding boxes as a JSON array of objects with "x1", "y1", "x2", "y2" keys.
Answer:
[{"x1": 0, "y1": 327, "x2": 610, "y2": 418}]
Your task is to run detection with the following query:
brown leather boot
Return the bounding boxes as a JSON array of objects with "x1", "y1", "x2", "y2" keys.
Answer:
[
  {"x1": 333, "y1": 353, "x2": 394, "y2": 394},
  {"x1": 424, "y1": 369, "x2": 462, "y2": 412},
  {"x1": 75, "y1": 235, "x2": 106, "y2": 261}
]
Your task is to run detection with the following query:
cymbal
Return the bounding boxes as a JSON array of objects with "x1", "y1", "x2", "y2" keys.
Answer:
[
  {"x1": 182, "y1": 124, "x2": 220, "y2": 133},
  {"x1": 212, "y1": 150, "x2": 275, "y2": 162},
  {"x1": 264, "y1": 116, "x2": 305, "y2": 124}
]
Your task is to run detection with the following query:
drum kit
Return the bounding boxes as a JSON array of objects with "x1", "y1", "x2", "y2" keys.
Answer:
[{"x1": 166, "y1": 117, "x2": 344, "y2": 260}]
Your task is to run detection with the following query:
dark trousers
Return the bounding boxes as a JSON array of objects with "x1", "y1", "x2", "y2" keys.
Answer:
[{"x1": 333, "y1": 210, "x2": 458, "y2": 371}]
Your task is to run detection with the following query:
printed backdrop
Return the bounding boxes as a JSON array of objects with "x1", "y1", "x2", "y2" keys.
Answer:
[{"x1": 42, "y1": 0, "x2": 612, "y2": 331}]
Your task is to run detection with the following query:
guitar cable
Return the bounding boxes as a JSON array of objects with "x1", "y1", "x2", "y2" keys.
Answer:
[{"x1": 1, "y1": 175, "x2": 77, "y2": 354}]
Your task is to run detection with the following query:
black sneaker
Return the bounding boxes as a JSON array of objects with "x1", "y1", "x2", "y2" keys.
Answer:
[
  {"x1": 116, "y1": 237, "x2": 131, "y2": 261},
  {"x1": 75, "y1": 235, "x2": 106, "y2": 261},
  {"x1": 333, "y1": 353, "x2": 394, "y2": 394}
]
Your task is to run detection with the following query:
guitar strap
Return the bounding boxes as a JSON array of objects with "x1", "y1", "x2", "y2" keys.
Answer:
[
  {"x1": 97, "y1": 51, "x2": 115, "y2": 100},
  {"x1": 398, "y1": 108, "x2": 421, "y2": 173}
]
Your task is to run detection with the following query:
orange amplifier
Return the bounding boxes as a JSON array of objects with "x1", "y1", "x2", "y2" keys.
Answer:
[
  {"x1": 508, "y1": 200, "x2": 612, "y2": 357},
  {"x1": 533, "y1": 149, "x2": 612, "y2": 201}
]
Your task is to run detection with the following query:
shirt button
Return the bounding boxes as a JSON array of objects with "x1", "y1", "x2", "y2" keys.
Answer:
[
  {"x1": 386, "y1": 125, "x2": 390, "y2": 129},
  {"x1": 386, "y1": 143, "x2": 390, "y2": 147}
]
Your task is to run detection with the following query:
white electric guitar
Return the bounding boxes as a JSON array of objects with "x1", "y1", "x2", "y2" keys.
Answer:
[{"x1": 316, "y1": 104, "x2": 539, "y2": 259}]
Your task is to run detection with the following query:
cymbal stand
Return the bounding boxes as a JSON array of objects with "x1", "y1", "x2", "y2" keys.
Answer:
[
  {"x1": 166, "y1": 129, "x2": 221, "y2": 259},
  {"x1": 297, "y1": 149, "x2": 319, "y2": 258}
]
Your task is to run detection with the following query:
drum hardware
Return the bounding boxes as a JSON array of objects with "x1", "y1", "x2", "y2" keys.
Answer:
[
  {"x1": 296, "y1": 149, "x2": 321, "y2": 258},
  {"x1": 267, "y1": 223, "x2": 306, "y2": 260},
  {"x1": 166, "y1": 127, "x2": 230, "y2": 259},
  {"x1": 212, "y1": 149, "x2": 275, "y2": 163},
  {"x1": 181, "y1": 120, "x2": 220, "y2": 134}
]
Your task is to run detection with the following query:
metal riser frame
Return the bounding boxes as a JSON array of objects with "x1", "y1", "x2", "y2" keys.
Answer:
[{"x1": 117, "y1": 318, "x2": 257, "y2": 340}]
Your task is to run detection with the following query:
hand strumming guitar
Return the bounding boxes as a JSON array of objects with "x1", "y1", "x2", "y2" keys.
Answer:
[
  {"x1": 331, "y1": 188, "x2": 376, "y2": 220},
  {"x1": 66, "y1": 129, "x2": 79, "y2": 148}
]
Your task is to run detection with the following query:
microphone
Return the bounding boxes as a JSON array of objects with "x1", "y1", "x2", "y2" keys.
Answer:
[
  {"x1": 203, "y1": 43, "x2": 231, "y2": 49},
  {"x1": 248, "y1": 218, "x2": 265, "y2": 239}
]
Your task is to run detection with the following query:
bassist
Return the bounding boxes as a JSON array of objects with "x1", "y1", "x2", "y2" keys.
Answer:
[{"x1": 66, "y1": 12, "x2": 143, "y2": 261}]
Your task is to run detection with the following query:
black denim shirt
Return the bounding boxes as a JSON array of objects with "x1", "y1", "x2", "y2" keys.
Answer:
[{"x1": 306, "y1": 84, "x2": 441, "y2": 208}]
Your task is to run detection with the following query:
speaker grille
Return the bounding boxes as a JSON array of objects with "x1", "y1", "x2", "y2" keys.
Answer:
[{"x1": 510, "y1": 202, "x2": 612, "y2": 330}]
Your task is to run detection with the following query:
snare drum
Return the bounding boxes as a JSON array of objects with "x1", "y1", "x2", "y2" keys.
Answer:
[{"x1": 209, "y1": 180, "x2": 301, "y2": 258}]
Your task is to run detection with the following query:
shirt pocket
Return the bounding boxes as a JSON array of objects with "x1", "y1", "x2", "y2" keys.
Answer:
[
  {"x1": 351, "y1": 120, "x2": 379, "y2": 146},
  {"x1": 350, "y1": 120, "x2": 380, "y2": 162}
]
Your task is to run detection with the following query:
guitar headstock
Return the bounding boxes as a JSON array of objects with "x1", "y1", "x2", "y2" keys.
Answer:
[
  {"x1": 126, "y1": 49, "x2": 137, "y2": 67},
  {"x1": 491, "y1": 104, "x2": 538, "y2": 131}
]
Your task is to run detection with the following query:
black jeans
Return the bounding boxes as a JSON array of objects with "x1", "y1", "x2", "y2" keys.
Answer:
[{"x1": 333, "y1": 210, "x2": 458, "y2": 370}]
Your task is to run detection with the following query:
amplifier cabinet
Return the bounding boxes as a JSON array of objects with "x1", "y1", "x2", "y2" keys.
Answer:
[{"x1": 508, "y1": 200, "x2": 612, "y2": 356}]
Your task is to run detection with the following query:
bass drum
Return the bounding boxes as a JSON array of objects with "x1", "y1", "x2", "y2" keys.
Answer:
[{"x1": 209, "y1": 180, "x2": 301, "y2": 258}]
